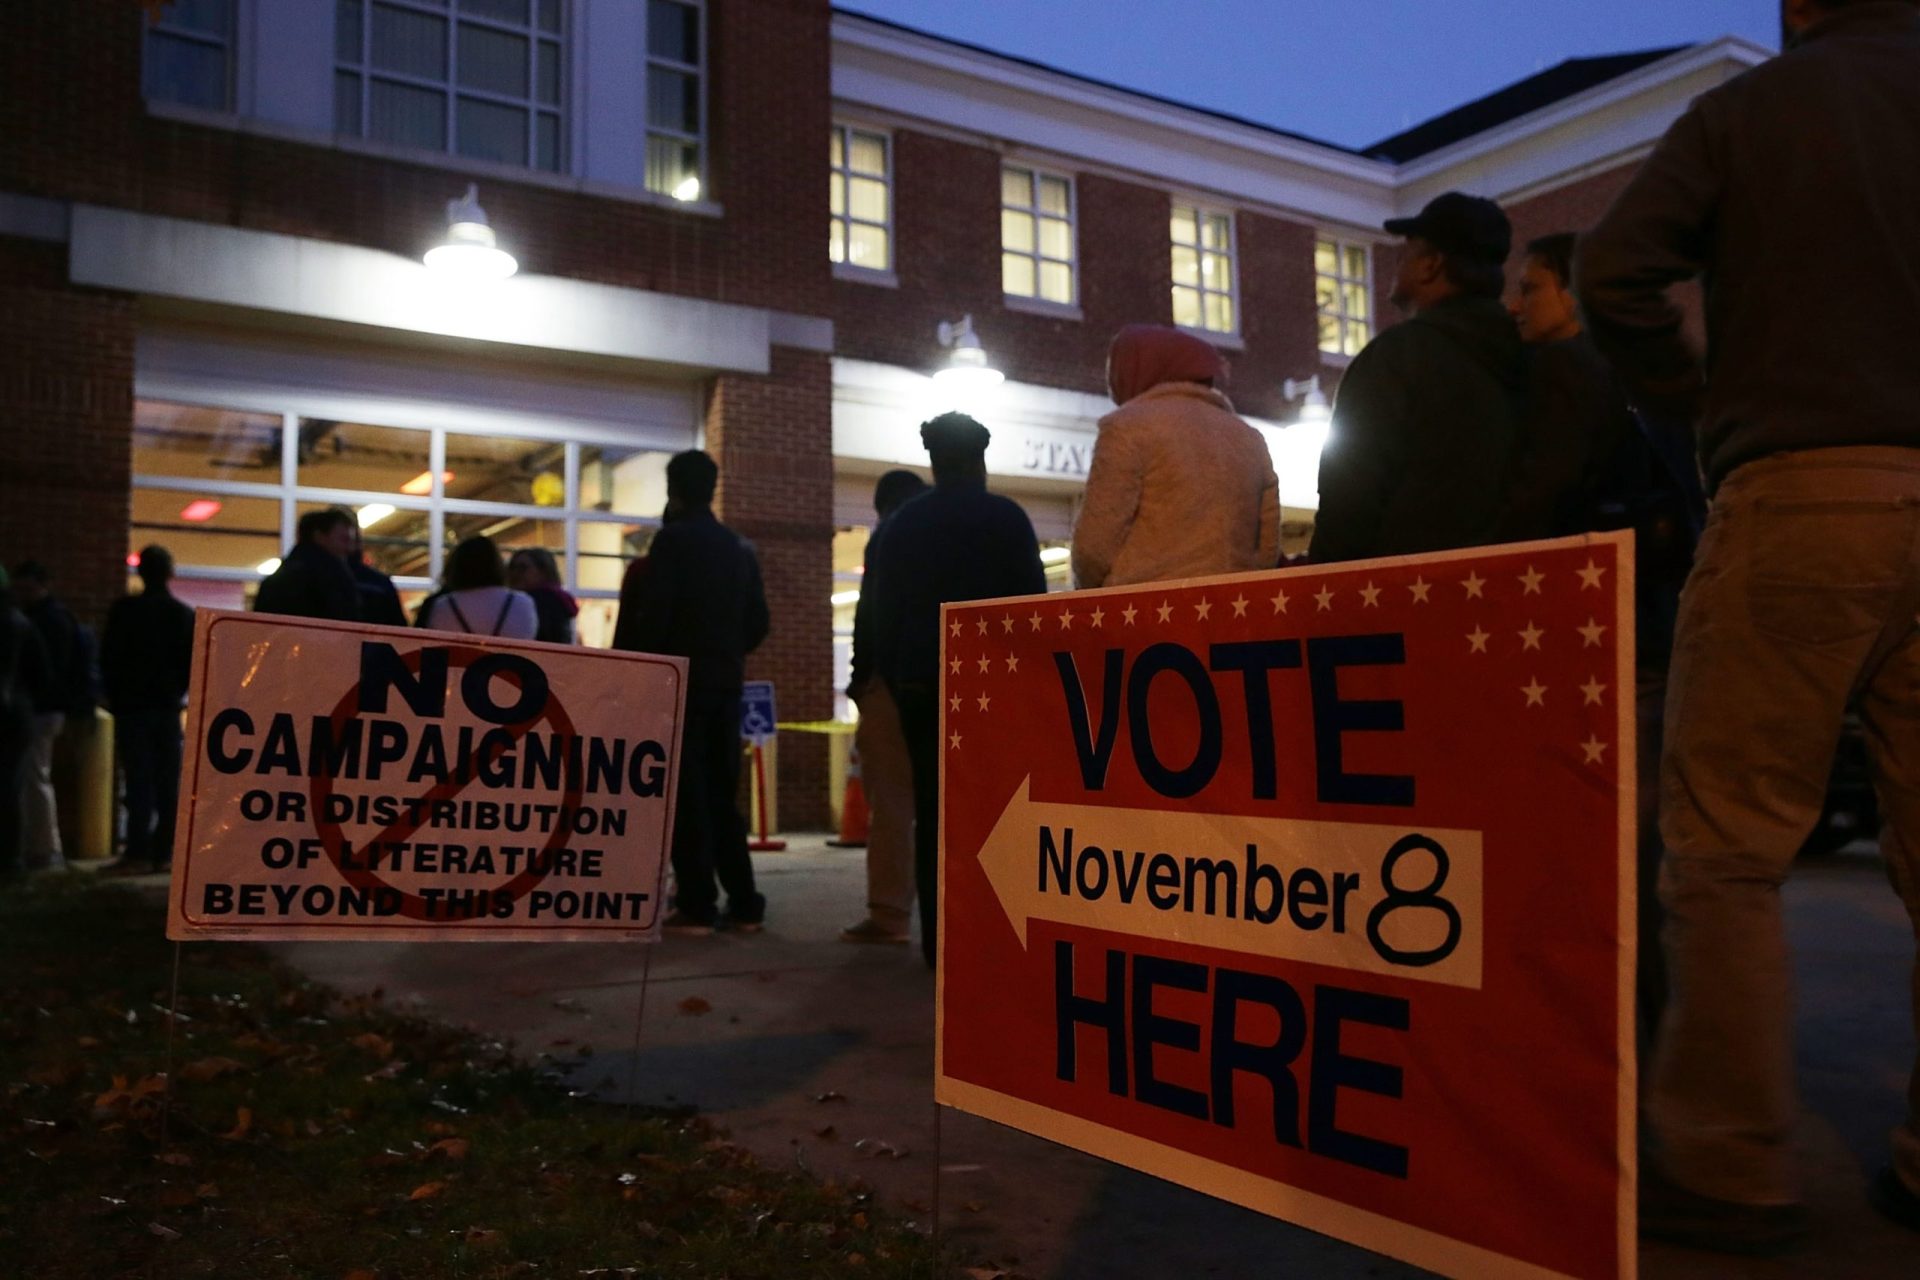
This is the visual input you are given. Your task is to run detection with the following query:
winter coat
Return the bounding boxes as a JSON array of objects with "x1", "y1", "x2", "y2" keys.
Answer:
[
  {"x1": 1071, "y1": 381, "x2": 1279, "y2": 588},
  {"x1": 254, "y1": 544, "x2": 360, "y2": 622},
  {"x1": 613, "y1": 510, "x2": 768, "y2": 703}
]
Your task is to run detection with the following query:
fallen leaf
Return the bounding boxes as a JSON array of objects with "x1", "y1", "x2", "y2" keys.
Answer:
[
  {"x1": 351, "y1": 1033, "x2": 395, "y2": 1059},
  {"x1": 423, "y1": 1120, "x2": 458, "y2": 1137},
  {"x1": 220, "y1": 1107, "x2": 253, "y2": 1141},
  {"x1": 963, "y1": 1200, "x2": 986, "y2": 1213},
  {"x1": 147, "y1": 1222, "x2": 180, "y2": 1241},
  {"x1": 364, "y1": 1149, "x2": 410, "y2": 1169},
  {"x1": 196, "y1": 1183, "x2": 221, "y2": 1200},
  {"x1": 155, "y1": 1153, "x2": 193, "y2": 1167},
  {"x1": 409, "y1": 1181, "x2": 447, "y2": 1202},
  {"x1": 155, "y1": 1186, "x2": 197, "y2": 1209},
  {"x1": 75, "y1": 1035, "x2": 102, "y2": 1049},
  {"x1": 178, "y1": 1056, "x2": 247, "y2": 1083},
  {"x1": 365, "y1": 1060, "x2": 408, "y2": 1082},
  {"x1": 852, "y1": 1212, "x2": 869, "y2": 1229},
  {"x1": 676, "y1": 996, "x2": 712, "y2": 1016},
  {"x1": 813, "y1": 1125, "x2": 837, "y2": 1141},
  {"x1": 846, "y1": 1254, "x2": 868, "y2": 1267},
  {"x1": 343, "y1": 1270, "x2": 378, "y2": 1280},
  {"x1": 813, "y1": 1090, "x2": 847, "y2": 1104},
  {"x1": 427, "y1": 1137, "x2": 470, "y2": 1162},
  {"x1": 462, "y1": 1226, "x2": 503, "y2": 1245}
]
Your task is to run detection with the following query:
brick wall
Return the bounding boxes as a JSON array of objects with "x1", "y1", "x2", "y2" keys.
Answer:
[
  {"x1": 706, "y1": 348, "x2": 835, "y2": 830},
  {"x1": 0, "y1": 237, "x2": 135, "y2": 628}
]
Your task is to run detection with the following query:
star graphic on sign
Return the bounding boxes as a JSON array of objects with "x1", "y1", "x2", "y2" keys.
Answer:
[
  {"x1": 1058, "y1": 607, "x2": 1075, "y2": 630},
  {"x1": 1315, "y1": 586, "x2": 1335, "y2": 611},
  {"x1": 1462, "y1": 573, "x2": 1486, "y2": 599},
  {"x1": 1090, "y1": 607, "x2": 1106, "y2": 628},
  {"x1": 1271, "y1": 589, "x2": 1289, "y2": 614},
  {"x1": 1578, "y1": 560, "x2": 1607, "y2": 590},
  {"x1": 977, "y1": 655, "x2": 992, "y2": 674},
  {"x1": 976, "y1": 693, "x2": 992, "y2": 712},
  {"x1": 1194, "y1": 599, "x2": 1213, "y2": 620},
  {"x1": 1579, "y1": 618, "x2": 1608, "y2": 648},
  {"x1": 1520, "y1": 566, "x2": 1545, "y2": 595},
  {"x1": 949, "y1": 732, "x2": 962, "y2": 750},
  {"x1": 949, "y1": 619, "x2": 961, "y2": 637},
  {"x1": 1122, "y1": 604, "x2": 1139, "y2": 626},
  {"x1": 949, "y1": 656, "x2": 962, "y2": 675},
  {"x1": 1409, "y1": 578, "x2": 1432, "y2": 603},
  {"x1": 1004, "y1": 653, "x2": 1020, "y2": 674},
  {"x1": 976, "y1": 618, "x2": 989, "y2": 636},
  {"x1": 1522, "y1": 679, "x2": 1548, "y2": 707},
  {"x1": 1519, "y1": 622, "x2": 1543, "y2": 651},
  {"x1": 949, "y1": 694, "x2": 962, "y2": 712},
  {"x1": 1156, "y1": 601, "x2": 1174, "y2": 623},
  {"x1": 1002, "y1": 614, "x2": 1015, "y2": 634},
  {"x1": 1360, "y1": 582, "x2": 1382, "y2": 608},
  {"x1": 1581, "y1": 677, "x2": 1607, "y2": 706},
  {"x1": 1582, "y1": 737, "x2": 1608, "y2": 764},
  {"x1": 1467, "y1": 627, "x2": 1490, "y2": 654},
  {"x1": 1030, "y1": 611, "x2": 1044, "y2": 632},
  {"x1": 1231, "y1": 595, "x2": 1249, "y2": 618}
]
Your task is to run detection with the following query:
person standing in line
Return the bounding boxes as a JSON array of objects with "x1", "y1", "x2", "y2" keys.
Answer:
[
  {"x1": 255, "y1": 507, "x2": 361, "y2": 622},
  {"x1": 1071, "y1": 325, "x2": 1278, "y2": 588},
  {"x1": 10, "y1": 561, "x2": 89, "y2": 871},
  {"x1": 420, "y1": 536, "x2": 539, "y2": 640},
  {"x1": 0, "y1": 566, "x2": 52, "y2": 879},
  {"x1": 100, "y1": 547, "x2": 195, "y2": 875},
  {"x1": 864, "y1": 415, "x2": 1047, "y2": 968},
  {"x1": 509, "y1": 547, "x2": 580, "y2": 644},
  {"x1": 1504, "y1": 231, "x2": 1705, "y2": 1065},
  {"x1": 842, "y1": 468, "x2": 928, "y2": 945},
  {"x1": 1578, "y1": 0, "x2": 1920, "y2": 1251},
  {"x1": 614, "y1": 451, "x2": 770, "y2": 935},
  {"x1": 1309, "y1": 192, "x2": 1525, "y2": 563},
  {"x1": 347, "y1": 524, "x2": 407, "y2": 628}
]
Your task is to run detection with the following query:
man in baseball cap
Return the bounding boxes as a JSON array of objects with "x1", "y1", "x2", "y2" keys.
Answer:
[{"x1": 1309, "y1": 191, "x2": 1526, "y2": 563}]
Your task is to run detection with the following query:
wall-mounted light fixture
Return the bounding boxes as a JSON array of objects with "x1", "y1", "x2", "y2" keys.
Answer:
[
  {"x1": 934, "y1": 315, "x2": 1006, "y2": 396},
  {"x1": 1282, "y1": 375, "x2": 1332, "y2": 426},
  {"x1": 424, "y1": 184, "x2": 518, "y2": 281}
]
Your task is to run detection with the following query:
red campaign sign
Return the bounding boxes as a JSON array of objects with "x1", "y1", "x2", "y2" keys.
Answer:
[{"x1": 935, "y1": 533, "x2": 1636, "y2": 1280}]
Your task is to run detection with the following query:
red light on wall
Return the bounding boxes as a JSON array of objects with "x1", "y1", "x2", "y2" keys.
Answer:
[
  {"x1": 126, "y1": 553, "x2": 141, "y2": 568},
  {"x1": 400, "y1": 470, "x2": 454, "y2": 496},
  {"x1": 179, "y1": 499, "x2": 223, "y2": 522}
]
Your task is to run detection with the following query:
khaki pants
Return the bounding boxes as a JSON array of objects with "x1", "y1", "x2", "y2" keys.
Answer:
[
  {"x1": 1653, "y1": 446, "x2": 1920, "y2": 1205},
  {"x1": 24, "y1": 712, "x2": 63, "y2": 868},
  {"x1": 852, "y1": 682, "x2": 916, "y2": 931}
]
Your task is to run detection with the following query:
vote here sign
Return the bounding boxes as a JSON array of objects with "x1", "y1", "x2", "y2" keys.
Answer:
[
  {"x1": 166, "y1": 611, "x2": 686, "y2": 943},
  {"x1": 935, "y1": 534, "x2": 1636, "y2": 1280}
]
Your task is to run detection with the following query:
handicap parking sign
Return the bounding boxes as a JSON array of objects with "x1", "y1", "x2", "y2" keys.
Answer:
[{"x1": 741, "y1": 680, "x2": 777, "y2": 744}]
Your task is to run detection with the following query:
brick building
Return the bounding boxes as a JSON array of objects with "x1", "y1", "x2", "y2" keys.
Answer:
[{"x1": 0, "y1": 1, "x2": 1765, "y2": 828}]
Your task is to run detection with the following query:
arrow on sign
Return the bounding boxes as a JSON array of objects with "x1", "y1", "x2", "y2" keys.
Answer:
[{"x1": 972, "y1": 778, "x2": 1484, "y2": 989}]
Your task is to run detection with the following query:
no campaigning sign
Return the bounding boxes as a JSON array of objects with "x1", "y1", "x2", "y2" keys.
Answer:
[
  {"x1": 166, "y1": 612, "x2": 687, "y2": 943},
  {"x1": 935, "y1": 533, "x2": 1636, "y2": 1280}
]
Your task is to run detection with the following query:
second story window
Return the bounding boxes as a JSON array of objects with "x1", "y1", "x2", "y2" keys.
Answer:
[
  {"x1": 1172, "y1": 205, "x2": 1236, "y2": 335},
  {"x1": 1316, "y1": 237, "x2": 1373, "y2": 357},
  {"x1": 334, "y1": 0, "x2": 568, "y2": 173},
  {"x1": 1001, "y1": 165, "x2": 1075, "y2": 307},
  {"x1": 830, "y1": 125, "x2": 891, "y2": 274},
  {"x1": 646, "y1": 0, "x2": 705, "y2": 200},
  {"x1": 144, "y1": 0, "x2": 234, "y2": 111}
]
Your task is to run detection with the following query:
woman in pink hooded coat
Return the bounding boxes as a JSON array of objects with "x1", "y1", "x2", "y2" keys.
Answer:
[{"x1": 1071, "y1": 325, "x2": 1280, "y2": 588}]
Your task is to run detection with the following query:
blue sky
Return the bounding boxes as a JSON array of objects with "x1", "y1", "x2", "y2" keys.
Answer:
[{"x1": 841, "y1": 1, "x2": 1777, "y2": 148}]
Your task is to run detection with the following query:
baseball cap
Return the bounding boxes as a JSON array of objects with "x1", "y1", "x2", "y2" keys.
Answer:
[{"x1": 1384, "y1": 192, "x2": 1511, "y2": 264}]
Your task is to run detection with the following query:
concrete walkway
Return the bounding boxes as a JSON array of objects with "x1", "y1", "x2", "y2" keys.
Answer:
[{"x1": 269, "y1": 839, "x2": 1918, "y2": 1279}]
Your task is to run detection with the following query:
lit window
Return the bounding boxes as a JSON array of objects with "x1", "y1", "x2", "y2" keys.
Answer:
[
  {"x1": 144, "y1": 0, "x2": 234, "y2": 111},
  {"x1": 1001, "y1": 165, "x2": 1075, "y2": 306},
  {"x1": 645, "y1": 0, "x2": 706, "y2": 200},
  {"x1": 1172, "y1": 206, "x2": 1236, "y2": 334},
  {"x1": 334, "y1": 0, "x2": 568, "y2": 173},
  {"x1": 830, "y1": 125, "x2": 891, "y2": 273},
  {"x1": 1315, "y1": 237, "x2": 1373, "y2": 357}
]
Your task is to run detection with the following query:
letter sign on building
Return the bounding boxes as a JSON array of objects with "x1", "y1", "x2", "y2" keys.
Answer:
[{"x1": 936, "y1": 534, "x2": 1637, "y2": 1280}]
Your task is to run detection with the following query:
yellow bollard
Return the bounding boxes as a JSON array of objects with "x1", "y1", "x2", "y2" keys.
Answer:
[{"x1": 54, "y1": 708, "x2": 116, "y2": 861}]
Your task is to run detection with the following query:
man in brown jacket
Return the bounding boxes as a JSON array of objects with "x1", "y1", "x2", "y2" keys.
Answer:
[{"x1": 1578, "y1": 0, "x2": 1920, "y2": 1253}]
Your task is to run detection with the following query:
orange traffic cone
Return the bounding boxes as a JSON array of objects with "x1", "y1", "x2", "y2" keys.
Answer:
[{"x1": 827, "y1": 748, "x2": 870, "y2": 848}]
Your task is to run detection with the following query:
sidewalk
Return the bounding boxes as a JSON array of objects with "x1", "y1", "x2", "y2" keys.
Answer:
[{"x1": 268, "y1": 839, "x2": 1918, "y2": 1279}]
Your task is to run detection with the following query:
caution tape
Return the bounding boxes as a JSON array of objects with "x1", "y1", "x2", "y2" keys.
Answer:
[{"x1": 775, "y1": 719, "x2": 858, "y2": 735}]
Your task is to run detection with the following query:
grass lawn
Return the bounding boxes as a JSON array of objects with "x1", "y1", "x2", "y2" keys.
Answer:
[{"x1": 0, "y1": 875, "x2": 959, "y2": 1279}]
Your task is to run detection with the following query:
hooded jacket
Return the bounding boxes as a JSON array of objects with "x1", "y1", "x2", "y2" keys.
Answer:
[
  {"x1": 1310, "y1": 295, "x2": 1524, "y2": 563},
  {"x1": 1072, "y1": 378, "x2": 1280, "y2": 589}
]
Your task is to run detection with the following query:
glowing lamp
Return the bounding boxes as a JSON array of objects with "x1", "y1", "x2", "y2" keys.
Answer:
[{"x1": 424, "y1": 184, "x2": 518, "y2": 281}]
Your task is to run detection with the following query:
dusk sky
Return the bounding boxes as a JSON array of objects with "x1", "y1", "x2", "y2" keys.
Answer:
[{"x1": 841, "y1": 1, "x2": 1778, "y2": 149}]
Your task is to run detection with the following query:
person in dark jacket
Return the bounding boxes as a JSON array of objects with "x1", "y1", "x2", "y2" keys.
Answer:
[
  {"x1": 614, "y1": 451, "x2": 770, "y2": 934},
  {"x1": 509, "y1": 548, "x2": 580, "y2": 645},
  {"x1": 0, "y1": 566, "x2": 53, "y2": 878},
  {"x1": 10, "y1": 561, "x2": 87, "y2": 870},
  {"x1": 1576, "y1": 0, "x2": 1920, "y2": 1249},
  {"x1": 1310, "y1": 192, "x2": 1524, "y2": 563},
  {"x1": 255, "y1": 508, "x2": 360, "y2": 622},
  {"x1": 347, "y1": 524, "x2": 407, "y2": 629},
  {"x1": 864, "y1": 414, "x2": 1047, "y2": 967},
  {"x1": 100, "y1": 546, "x2": 195, "y2": 873}
]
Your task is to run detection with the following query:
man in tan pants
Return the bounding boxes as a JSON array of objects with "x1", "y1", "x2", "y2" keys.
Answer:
[
  {"x1": 842, "y1": 470, "x2": 926, "y2": 945},
  {"x1": 1578, "y1": 0, "x2": 1920, "y2": 1254}
]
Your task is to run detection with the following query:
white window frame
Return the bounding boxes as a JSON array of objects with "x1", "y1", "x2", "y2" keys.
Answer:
[
  {"x1": 1001, "y1": 163, "x2": 1078, "y2": 311},
  {"x1": 333, "y1": 0, "x2": 570, "y2": 175},
  {"x1": 830, "y1": 123, "x2": 896, "y2": 284},
  {"x1": 1171, "y1": 203, "x2": 1239, "y2": 338},
  {"x1": 644, "y1": 0, "x2": 708, "y2": 201},
  {"x1": 1316, "y1": 235, "x2": 1375, "y2": 361},
  {"x1": 142, "y1": 0, "x2": 238, "y2": 112}
]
